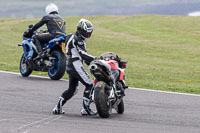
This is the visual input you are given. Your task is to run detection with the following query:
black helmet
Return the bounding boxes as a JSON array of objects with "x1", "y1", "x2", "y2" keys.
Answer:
[{"x1": 77, "y1": 18, "x2": 93, "y2": 39}]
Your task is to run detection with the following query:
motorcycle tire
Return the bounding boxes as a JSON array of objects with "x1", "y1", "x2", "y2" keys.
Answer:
[
  {"x1": 94, "y1": 81, "x2": 112, "y2": 118},
  {"x1": 19, "y1": 54, "x2": 32, "y2": 77},
  {"x1": 48, "y1": 50, "x2": 66, "y2": 80},
  {"x1": 116, "y1": 99, "x2": 124, "y2": 114}
]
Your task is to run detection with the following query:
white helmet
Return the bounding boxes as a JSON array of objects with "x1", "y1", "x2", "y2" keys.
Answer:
[{"x1": 45, "y1": 3, "x2": 58, "y2": 15}]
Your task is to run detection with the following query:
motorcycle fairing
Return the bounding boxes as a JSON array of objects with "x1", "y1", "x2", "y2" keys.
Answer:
[
  {"x1": 105, "y1": 60, "x2": 124, "y2": 81},
  {"x1": 47, "y1": 35, "x2": 66, "y2": 49},
  {"x1": 22, "y1": 39, "x2": 34, "y2": 60}
]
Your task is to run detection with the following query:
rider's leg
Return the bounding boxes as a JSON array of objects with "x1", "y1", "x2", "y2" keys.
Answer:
[
  {"x1": 81, "y1": 84, "x2": 96, "y2": 116},
  {"x1": 53, "y1": 75, "x2": 79, "y2": 114},
  {"x1": 33, "y1": 33, "x2": 54, "y2": 58},
  {"x1": 53, "y1": 60, "x2": 96, "y2": 115},
  {"x1": 71, "y1": 60, "x2": 96, "y2": 115}
]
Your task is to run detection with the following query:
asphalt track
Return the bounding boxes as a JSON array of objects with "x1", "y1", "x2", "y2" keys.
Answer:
[{"x1": 0, "y1": 71, "x2": 200, "y2": 133}]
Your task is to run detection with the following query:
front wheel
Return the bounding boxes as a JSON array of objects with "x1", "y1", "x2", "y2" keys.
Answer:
[
  {"x1": 94, "y1": 81, "x2": 112, "y2": 118},
  {"x1": 115, "y1": 99, "x2": 124, "y2": 114},
  {"x1": 19, "y1": 54, "x2": 32, "y2": 77},
  {"x1": 48, "y1": 50, "x2": 66, "y2": 80}
]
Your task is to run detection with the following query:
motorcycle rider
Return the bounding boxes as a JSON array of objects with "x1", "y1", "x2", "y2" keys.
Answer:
[
  {"x1": 53, "y1": 18, "x2": 97, "y2": 115},
  {"x1": 24, "y1": 3, "x2": 66, "y2": 59}
]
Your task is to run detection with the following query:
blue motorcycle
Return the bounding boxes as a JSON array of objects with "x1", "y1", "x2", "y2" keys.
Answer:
[{"x1": 18, "y1": 25, "x2": 66, "y2": 80}]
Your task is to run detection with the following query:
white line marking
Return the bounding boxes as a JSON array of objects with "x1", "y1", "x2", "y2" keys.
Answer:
[
  {"x1": 22, "y1": 130, "x2": 30, "y2": 133},
  {"x1": 13, "y1": 116, "x2": 55, "y2": 132},
  {"x1": 1, "y1": 70, "x2": 200, "y2": 97},
  {"x1": 0, "y1": 118, "x2": 15, "y2": 122},
  {"x1": 0, "y1": 70, "x2": 67, "y2": 81},
  {"x1": 36, "y1": 125, "x2": 41, "y2": 128},
  {"x1": 12, "y1": 115, "x2": 62, "y2": 132},
  {"x1": 129, "y1": 87, "x2": 200, "y2": 97},
  {"x1": 44, "y1": 116, "x2": 62, "y2": 124},
  {"x1": 0, "y1": 70, "x2": 20, "y2": 75}
]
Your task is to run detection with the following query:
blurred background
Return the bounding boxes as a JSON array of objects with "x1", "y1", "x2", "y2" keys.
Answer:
[{"x1": 1, "y1": 0, "x2": 200, "y2": 18}]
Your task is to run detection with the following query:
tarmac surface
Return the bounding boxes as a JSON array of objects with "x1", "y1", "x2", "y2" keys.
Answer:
[{"x1": 0, "y1": 71, "x2": 200, "y2": 133}]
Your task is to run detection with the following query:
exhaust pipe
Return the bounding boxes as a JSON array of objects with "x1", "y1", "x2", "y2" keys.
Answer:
[{"x1": 90, "y1": 64, "x2": 98, "y2": 71}]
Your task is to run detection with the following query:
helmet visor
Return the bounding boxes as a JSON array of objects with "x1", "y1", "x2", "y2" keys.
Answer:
[
  {"x1": 80, "y1": 30, "x2": 92, "y2": 39},
  {"x1": 86, "y1": 32, "x2": 92, "y2": 38}
]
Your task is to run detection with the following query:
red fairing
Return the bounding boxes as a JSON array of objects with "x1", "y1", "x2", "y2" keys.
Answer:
[
  {"x1": 119, "y1": 71, "x2": 124, "y2": 80},
  {"x1": 94, "y1": 78, "x2": 97, "y2": 84},
  {"x1": 105, "y1": 60, "x2": 119, "y2": 70},
  {"x1": 105, "y1": 60, "x2": 124, "y2": 81}
]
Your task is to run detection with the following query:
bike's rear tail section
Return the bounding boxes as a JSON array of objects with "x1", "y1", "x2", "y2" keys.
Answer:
[{"x1": 89, "y1": 52, "x2": 128, "y2": 118}]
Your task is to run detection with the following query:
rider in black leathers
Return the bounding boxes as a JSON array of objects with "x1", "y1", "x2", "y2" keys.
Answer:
[
  {"x1": 24, "y1": 3, "x2": 65, "y2": 58},
  {"x1": 53, "y1": 18, "x2": 97, "y2": 115}
]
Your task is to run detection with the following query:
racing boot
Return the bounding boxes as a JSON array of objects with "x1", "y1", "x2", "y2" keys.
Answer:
[
  {"x1": 52, "y1": 97, "x2": 65, "y2": 114},
  {"x1": 81, "y1": 97, "x2": 97, "y2": 116},
  {"x1": 33, "y1": 41, "x2": 44, "y2": 61}
]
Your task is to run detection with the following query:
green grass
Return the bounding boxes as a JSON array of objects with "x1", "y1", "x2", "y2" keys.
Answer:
[{"x1": 0, "y1": 15, "x2": 200, "y2": 94}]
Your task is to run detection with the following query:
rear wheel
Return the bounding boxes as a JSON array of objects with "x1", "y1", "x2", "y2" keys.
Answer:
[
  {"x1": 94, "y1": 81, "x2": 112, "y2": 118},
  {"x1": 48, "y1": 50, "x2": 66, "y2": 80},
  {"x1": 19, "y1": 54, "x2": 32, "y2": 77}
]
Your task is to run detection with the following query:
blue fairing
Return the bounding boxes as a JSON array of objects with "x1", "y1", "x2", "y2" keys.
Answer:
[
  {"x1": 22, "y1": 38, "x2": 34, "y2": 60},
  {"x1": 47, "y1": 35, "x2": 66, "y2": 49}
]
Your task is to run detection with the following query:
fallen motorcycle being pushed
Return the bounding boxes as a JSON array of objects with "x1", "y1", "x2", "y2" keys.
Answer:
[
  {"x1": 89, "y1": 52, "x2": 128, "y2": 118},
  {"x1": 18, "y1": 24, "x2": 66, "y2": 80}
]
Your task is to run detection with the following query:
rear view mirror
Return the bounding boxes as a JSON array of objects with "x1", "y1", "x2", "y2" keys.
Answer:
[{"x1": 28, "y1": 24, "x2": 34, "y2": 29}]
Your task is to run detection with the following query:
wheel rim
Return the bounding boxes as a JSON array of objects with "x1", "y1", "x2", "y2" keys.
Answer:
[
  {"x1": 20, "y1": 55, "x2": 28, "y2": 74},
  {"x1": 48, "y1": 53, "x2": 59, "y2": 76}
]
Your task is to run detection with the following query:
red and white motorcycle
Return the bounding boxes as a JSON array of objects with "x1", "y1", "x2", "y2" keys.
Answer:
[{"x1": 89, "y1": 52, "x2": 128, "y2": 118}]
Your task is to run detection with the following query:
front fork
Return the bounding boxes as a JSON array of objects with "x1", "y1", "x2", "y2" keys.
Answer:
[{"x1": 108, "y1": 83, "x2": 124, "y2": 109}]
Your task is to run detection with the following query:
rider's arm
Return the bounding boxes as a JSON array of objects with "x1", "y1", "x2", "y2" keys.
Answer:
[
  {"x1": 76, "y1": 41, "x2": 96, "y2": 65},
  {"x1": 29, "y1": 16, "x2": 47, "y2": 33}
]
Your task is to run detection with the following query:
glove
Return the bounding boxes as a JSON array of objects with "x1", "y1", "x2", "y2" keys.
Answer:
[
  {"x1": 99, "y1": 56, "x2": 103, "y2": 60},
  {"x1": 94, "y1": 56, "x2": 103, "y2": 60},
  {"x1": 23, "y1": 30, "x2": 33, "y2": 38}
]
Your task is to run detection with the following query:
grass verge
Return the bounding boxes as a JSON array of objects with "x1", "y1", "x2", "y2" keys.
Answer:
[{"x1": 0, "y1": 15, "x2": 199, "y2": 94}]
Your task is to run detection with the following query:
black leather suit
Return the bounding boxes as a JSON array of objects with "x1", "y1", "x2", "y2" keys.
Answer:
[
  {"x1": 29, "y1": 12, "x2": 66, "y2": 54},
  {"x1": 60, "y1": 32, "x2": 96, "y2": 105}
]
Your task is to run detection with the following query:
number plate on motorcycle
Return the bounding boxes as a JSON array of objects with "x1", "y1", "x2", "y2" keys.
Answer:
[{"x1": 61, "y1": 42, "x2": 66, "y2": 52}]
